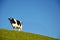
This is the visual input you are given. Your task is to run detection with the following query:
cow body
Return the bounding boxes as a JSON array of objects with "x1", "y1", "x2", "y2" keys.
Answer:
[{"x1": 8, "y1": 17, "x2": 22, "y2": 31}]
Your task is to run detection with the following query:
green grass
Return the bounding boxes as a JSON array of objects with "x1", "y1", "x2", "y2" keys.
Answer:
[{"x1": 0, "y1": 29, "x2": 58, "y2": 40}]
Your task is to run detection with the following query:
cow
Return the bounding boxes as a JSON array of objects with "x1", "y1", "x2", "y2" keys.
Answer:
[{"x1": 8, "y1": 17, "x2": 22, "y2": 31}]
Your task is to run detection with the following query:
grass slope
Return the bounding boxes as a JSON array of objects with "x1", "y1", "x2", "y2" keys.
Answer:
[{"x1": 0, "y1": 29, "x2": 57, "y2": 40}]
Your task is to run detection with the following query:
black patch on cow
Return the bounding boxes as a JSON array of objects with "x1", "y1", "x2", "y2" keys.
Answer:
[{"x1": 17, "y1": 20, "x2": 21, "y2": 26}]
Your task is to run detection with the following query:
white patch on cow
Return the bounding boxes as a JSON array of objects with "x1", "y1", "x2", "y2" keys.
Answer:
[
  {"x1": 12, "y1": 23, "x2": 17, "y2": 28},
  {"x1": 14, "y1": 19, "x2": 17, "y2": 23}
]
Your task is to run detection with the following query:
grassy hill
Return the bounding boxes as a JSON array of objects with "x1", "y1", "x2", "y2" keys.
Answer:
[{"x1": 0, "y1": 29, "x2": 57, "y2": 40}]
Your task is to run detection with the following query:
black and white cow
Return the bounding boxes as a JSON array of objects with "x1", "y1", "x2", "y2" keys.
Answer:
[{"x1": 8, "y1": 17, "x2": 22, "y2": 31}]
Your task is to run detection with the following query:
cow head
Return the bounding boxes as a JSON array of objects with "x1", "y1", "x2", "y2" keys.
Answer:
[{"x1": 8, "y1": 17, "x2": 16, "y2": 24}]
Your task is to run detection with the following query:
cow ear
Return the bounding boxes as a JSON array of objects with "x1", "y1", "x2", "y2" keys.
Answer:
[
  {"x1": 8, "y1": 18, "x2": 10, "y2": 20},
  {"x1": 20, "y1": 21, "x2": 23, "y2": 24}
]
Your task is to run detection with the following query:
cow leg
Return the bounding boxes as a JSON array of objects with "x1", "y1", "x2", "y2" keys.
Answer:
[
  {"x1": 17, "y1": 25, "x2": 22, "y2": 31},
  {"x1": 18, "y1": 28, "x2": 20, "y2": 31},
  {"x1": 16, "y1": 27, "x2": 20, "y2": 31},
  {"x1": 13, "y1": 27, "x2": 16, "y2": 30},
  {"x1": 18, "y1": 28, "x2": 22, "y2": 31},
  {"x1": 20, "y1": 27, "x2": 22, "y2": 31},
  {"x1": 20, "y1": 25, "x2": 22, "y2": 31},
  {"x1": 13, "y1": 28, "x2": 15, "y2": 30},
  {"x1": 19, "y1": 28, "x2": 22, "y2": 31}
]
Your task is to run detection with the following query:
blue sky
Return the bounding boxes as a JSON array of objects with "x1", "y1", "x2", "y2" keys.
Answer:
[{"x1": 0, "y1": 0, "x2": 60, "y2": 39}]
